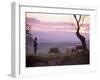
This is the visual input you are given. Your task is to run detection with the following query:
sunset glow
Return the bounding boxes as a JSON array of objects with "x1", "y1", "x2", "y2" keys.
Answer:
[{"x1": 26, "y1": 13, "x2": 90, "y2": 33}]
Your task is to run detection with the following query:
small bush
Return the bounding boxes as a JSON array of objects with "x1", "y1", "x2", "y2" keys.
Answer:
[
  {"x1": 71, "y1": 48, "x2": 76, "y2": 52},
  {"x1": 48, "y1": 47, "x2": 60, "y2": 53}
]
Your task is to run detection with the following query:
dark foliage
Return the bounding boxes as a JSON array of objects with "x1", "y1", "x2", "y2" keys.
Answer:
[{"x1": 48, "y1": 48, "x2": 60, "y2": 53}]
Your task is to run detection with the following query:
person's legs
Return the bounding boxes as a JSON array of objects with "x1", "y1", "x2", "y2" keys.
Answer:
[
  {"x1": 35, "y1": 46, "x2": 37, "y2": 53},
  {"x1": 34, "y1": 46, "x2": 37, "y2": 54},
  {"x1": 34, "y1": 46, "x2": 36, "y2": 54}
]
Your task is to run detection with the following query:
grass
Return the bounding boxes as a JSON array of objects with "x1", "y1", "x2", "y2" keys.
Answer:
[{"x1": 26, "y1": 50, "x2": 89, "y2": 67}]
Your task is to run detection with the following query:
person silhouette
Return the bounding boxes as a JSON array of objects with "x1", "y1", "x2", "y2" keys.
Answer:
[{"x1": 33, "y1": 37, "x2": 38, "y2": 54}]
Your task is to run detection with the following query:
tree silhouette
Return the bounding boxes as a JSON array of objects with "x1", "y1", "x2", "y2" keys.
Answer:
[
  {"x1": 26, "y1": 24, "x2": 33, "y2": 53},
  {"x1": 73, "y1": 14, "x2": 87, "y2": 50}
]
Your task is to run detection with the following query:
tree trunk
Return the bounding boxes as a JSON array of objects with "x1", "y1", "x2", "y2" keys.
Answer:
[{"x1": 76, "y1": 23, "x2": 87, "y2": 50}]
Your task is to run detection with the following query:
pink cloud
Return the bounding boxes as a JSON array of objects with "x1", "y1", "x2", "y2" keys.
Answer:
[{"x1": 26, "y1": 17, "x2": 90, "y2": 33}]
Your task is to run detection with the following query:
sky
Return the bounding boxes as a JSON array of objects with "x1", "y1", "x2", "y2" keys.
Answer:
[
  {"x1": 26, "y1": 13, "x2": 90, "y2": 33},
  {"x1": 26, "y1": 13, "x2": 90, "y2": 42}
]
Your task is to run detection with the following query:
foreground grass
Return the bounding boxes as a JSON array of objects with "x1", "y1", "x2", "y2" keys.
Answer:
[{"x1": 26, "y1": 50, "x2": 89, "y2": 67}]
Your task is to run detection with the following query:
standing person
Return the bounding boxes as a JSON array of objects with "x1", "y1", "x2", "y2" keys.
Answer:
[{"x1": 33, "y1": 37, "x2": 38, "y2": 54}]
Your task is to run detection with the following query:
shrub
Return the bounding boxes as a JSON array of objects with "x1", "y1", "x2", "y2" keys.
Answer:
[
  {"x1": 76, "y1": 45, "x2": 83, "y2": 50},
  {"x1": 48, "y1": 47, "x2": 60, "y2": 53}
]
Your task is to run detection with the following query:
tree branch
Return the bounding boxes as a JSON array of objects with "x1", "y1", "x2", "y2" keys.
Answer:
[
  {"x1": 73, "y1": 14, "x2": 78, "y2": 23},
  {"x1": 80, "y1": 16, "x2": 87, "y2": 27},
  {"x1": 79, "y1": 15, "x2": 81, "y2": 22}
]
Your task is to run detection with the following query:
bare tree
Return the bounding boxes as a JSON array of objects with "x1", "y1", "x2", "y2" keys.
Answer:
[{"x1": 73, "y1": 14, "x2": 87, "y2": 50}]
